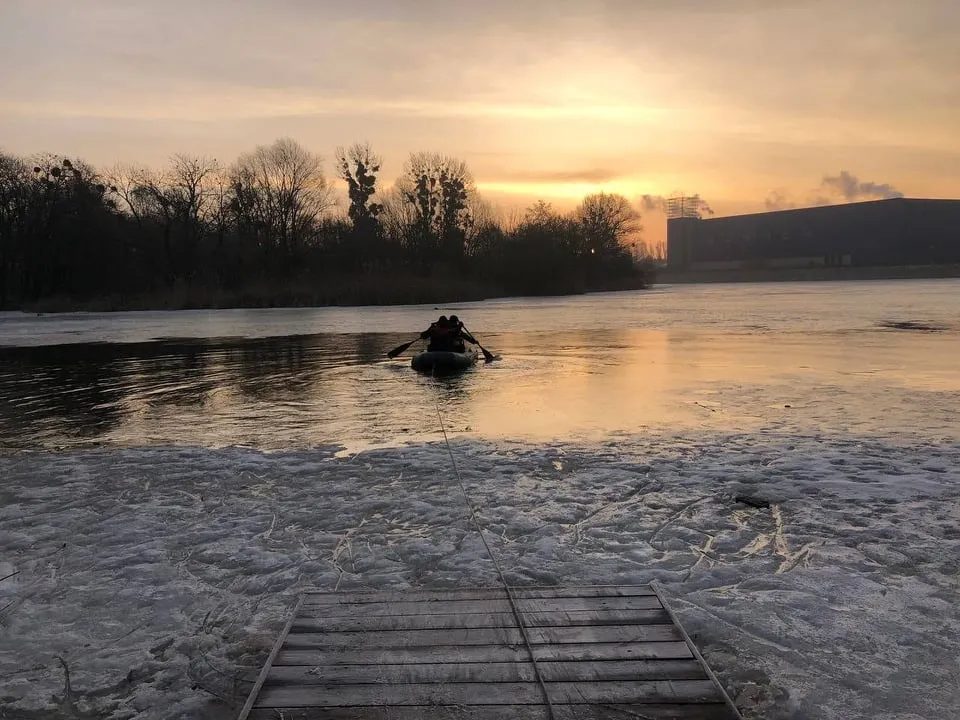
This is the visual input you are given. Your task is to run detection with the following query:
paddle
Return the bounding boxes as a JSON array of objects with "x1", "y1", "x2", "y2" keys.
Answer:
[
  {"x1": 386, "y1": 337, "x2": 421, "y2": 359},
  {"x1": 460, "y1": 325, "x2": 496, "y2": 363}
]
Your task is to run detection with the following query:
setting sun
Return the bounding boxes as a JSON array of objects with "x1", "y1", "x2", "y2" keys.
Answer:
[{"x1": 3, "y1": 0, "x2": 956, "y2": 222}]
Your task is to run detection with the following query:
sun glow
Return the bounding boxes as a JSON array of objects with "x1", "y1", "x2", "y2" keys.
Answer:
[{"x1": 477, "y1": 180, "x2": 659, "y2": 201}]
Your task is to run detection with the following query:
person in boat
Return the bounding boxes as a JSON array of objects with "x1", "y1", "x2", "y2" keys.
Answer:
[
  {"x1": 420, "y1": 315, "x2": 455, "y2": 352},
  {"x1": 420, "y1": 315, "x2": 477, "y2": 353},
  {"x1": 447, "y1": 315, "x2": 466, "y2": 352},
  {"x1": 447, "y1": 315, "x2": 482, "y2": 353}
]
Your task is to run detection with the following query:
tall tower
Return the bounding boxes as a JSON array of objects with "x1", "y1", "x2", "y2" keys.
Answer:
[{"x1": 665, "y1": 193, "x2": 708, "y2": 270}]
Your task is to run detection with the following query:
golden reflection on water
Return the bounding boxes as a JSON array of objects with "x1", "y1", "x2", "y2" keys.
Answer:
[
  {"x1": 463, "y1": 328, "x2": 960, "y2": 443},
  {"x1": 1, "y1": 326, "x2": 958, "y2": 452}
]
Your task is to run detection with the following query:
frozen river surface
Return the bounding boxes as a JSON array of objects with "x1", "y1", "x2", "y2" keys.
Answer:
[{"x1": 1, "y1": 280, "x2": 958, "y2": 719}]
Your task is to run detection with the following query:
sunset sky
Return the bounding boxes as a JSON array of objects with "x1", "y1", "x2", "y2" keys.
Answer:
[{"x1": 2, "y1": 0, "x2": 958, "y2": 243}]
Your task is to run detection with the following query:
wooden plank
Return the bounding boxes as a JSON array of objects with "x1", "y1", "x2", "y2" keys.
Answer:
[
  {"x1": 297, "y1": 596, "x2": 663, "y2": 616},
  {"x1": 254, "y1": 679, "x2": 724, "y2": 708},
  {"x1": 245, "y1": 708, "x2": 551, "y2": 720},
  {"x1": 651, "y1": 583, "x2": 745, "y2": 720},
  {"x1": 284, "y1": 623, "x2": 681, "y2": 649},
  {"x1": 292, "y1": 608, "x2": 672, "y2": 630},
  {"x1": 237, "y1": 596, "x2": 304, "y2": 720},
  {"x1": 265, "y1": 659, "x2": 708, "y2": 685},
  {"x1": 245, "y1": 704, "x2": 735, "y2": 719},
  {"x1": 302, "y1": 585, "x2": 656, "y2": 605},
  {"x1": 242, "y1": 585, "x2": 740, "y2": 720},
  {"x1": 590, "y1": 705, "x2": 736, "y2": 720},
  {"x1": 275, "y1": 641, "x2": 695, "y2": 666}
]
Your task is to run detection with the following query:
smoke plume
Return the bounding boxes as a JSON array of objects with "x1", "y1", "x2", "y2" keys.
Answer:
[
  {"x1": 820, "y1": 170, "x2": 903, "y2": 201},
  {"x1": 764, "y1": 170, "x2": 903, "y2": 210}
]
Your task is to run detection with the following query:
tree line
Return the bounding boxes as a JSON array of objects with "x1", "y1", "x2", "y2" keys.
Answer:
[{"x1": 0, "y1": 138, "x2": 656, "y2": 311}]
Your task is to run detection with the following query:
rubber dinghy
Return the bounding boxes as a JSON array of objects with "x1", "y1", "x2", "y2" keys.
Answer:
[{"x1": 411, "y1": 348, "x2": 479, "y2": 373}]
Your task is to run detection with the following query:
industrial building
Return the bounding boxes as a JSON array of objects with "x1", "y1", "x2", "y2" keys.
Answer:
[{"x1": 666, "y1": 198, "x2": 960, "y2": 272}]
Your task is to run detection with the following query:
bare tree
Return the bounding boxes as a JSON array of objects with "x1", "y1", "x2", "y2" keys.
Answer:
[
  {"x1": 168, "y1": 155, "x2": 219, "y2": 228},
  {"x1": 128, "y1": 166, "x2": 177, "y2": 276},
  {"x1": 499, "y1": 204, "x2": 525, "y2": 234},
  {"x1": 208, "y1": 167, "x2": 232, "y2": 251},
  {"x1": 105, "y1": 163, "x2": 153, "y2": 228},
  {"x1": 575, "y1": 192, "x2": 641, "y2": 257},
  {"x1": 230, "y1": 138, "x2": 333, "y2": 259},
  {"x1": 1, "y1": 138, "x2": 652, "y2": 310},
  {"x1": 0, "y1": 153, "x2": 31, "y2": 306},
  {"x1": 524, "y1": 200, "x2": 557, "y2": 227},
  {"x1": 463, "y1": 195, "x2": 505, "y2": 260},
  {"x1": 466, "y1": 195, "x2": 497, "y2": 235},
  {"x1": 377, "y1": 187, "x2": 418, "y2": 246}
]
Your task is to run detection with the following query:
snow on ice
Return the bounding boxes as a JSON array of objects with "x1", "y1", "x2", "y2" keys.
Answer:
[{"x1": 1, "y1": 432, "x2": 959, "y2": 719}]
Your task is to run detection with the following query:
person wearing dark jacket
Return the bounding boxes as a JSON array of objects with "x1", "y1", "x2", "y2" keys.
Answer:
[
  {"x1": 421, "y1": 315, "x2": 477, "y2": 353},
  {"x1": 447, "y1": 315, "x2": 467, "y2": 352},
  {"x1": 420, "y1": 316, "x2": 454, "y2": 352}
]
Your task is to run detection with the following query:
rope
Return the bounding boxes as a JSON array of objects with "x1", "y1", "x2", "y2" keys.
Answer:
[{"x1": 433, "y1": 400, "x2": 557, "y2": 720}]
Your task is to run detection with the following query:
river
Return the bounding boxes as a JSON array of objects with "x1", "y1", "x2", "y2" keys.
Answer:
[{"x1": 1, "y1": 279, "x2": 958, "y2": 452}]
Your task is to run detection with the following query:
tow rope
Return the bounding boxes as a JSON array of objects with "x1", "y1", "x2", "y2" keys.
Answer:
[{"x1": 433, "y1": 400, "x2": 557, "y2": 719}]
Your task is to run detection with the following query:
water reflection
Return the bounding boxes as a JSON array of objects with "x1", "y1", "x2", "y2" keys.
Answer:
[
  {"x1": 0, "y1": 343, "x2": 128, "y2": 447},
  {"x1": 2, "y1": 324, "x2": 958, "y2": 452},
  {"x1": 0, "y1": 335, "x2": 420, "y2": 451}
]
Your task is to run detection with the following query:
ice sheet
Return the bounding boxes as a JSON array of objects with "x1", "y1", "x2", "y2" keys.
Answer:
[{"x1": 1, "y1": 432, "x2": 958, "y2": 719}]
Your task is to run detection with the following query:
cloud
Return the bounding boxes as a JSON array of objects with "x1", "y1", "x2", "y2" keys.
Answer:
[
  {"x1": 484, "y1": 168, "x2": 623, "y2": 184},
  {"x1": 2, "y1": 0, "x2": 957, "y2": 207},
  {"x1": 639, "y1": 194, "x2": 667, "y2": 212},
  {"x1": 820, "y1": 170, "x2": 904, "y2": 200},
  {"x1": 0, "y1": 94, "x2": 664, "y2": 124},
  {"x1": 764, "y1": 189, "x2": 797, "y2": 211},
  {"x1": 765, "y1": 170, "x2": 904, "y2": 211}
]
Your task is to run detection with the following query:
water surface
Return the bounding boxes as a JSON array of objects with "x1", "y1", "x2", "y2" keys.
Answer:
[{"x1": 2, "y1": 280, "x2": 958, "y2": 451}]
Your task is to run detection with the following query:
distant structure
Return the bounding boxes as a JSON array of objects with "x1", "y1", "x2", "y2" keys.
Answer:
[
  {"x1": 666, "y1": 198, "x2": 960, "y2": 272},
  {"x1": 665, "y1": 193, "x2": 711, "y2": 220}
]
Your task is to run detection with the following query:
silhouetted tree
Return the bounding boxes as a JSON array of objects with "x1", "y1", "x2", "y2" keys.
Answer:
[
  {"x1": 635, "y1": 239, "x2": 666, "y2": 262},
  {"x1": 0, "y1": 153, "x2": 30, "y2": 306},
  {"x1": 127, "y1": 155, "x2": 220, "y2": 284},
  {"x1": 573, "y1": 193, "x2": 642, "y2": 284},
  {"x1": 167, "y1": 155, "x2": 219, "y2": 280},
  {"x1": 0, "y1": 139, "x2": 651, "y2": 310},
  {"x1": 229, "y1": 138, "x2": 332, "y2": 272},
  {"x1": 575, "y1": 192, "x2": 640, "y2": 257},
  {"x1": 106, "y1": 163, "x2": 151, "y2": 230},
  {"x1": 507, "y1": 201, "x2": 585, "y2": 293},
  {"x1": 335, "y1": 143, "x2": 382, "y2": 232},
  {"x1": 398, "y1": 152, "x2": 474, "y2": 266},
  {"x1": 333, "y1": 143, "x2": 385, "y2": 272},
  {"x1": 7, "y1": 156, "x2": 120, "y2": 299}
]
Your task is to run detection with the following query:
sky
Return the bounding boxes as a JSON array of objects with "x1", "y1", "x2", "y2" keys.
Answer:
[{"x1": 2, "y1": 0, "x2": 959, "y2": 245}]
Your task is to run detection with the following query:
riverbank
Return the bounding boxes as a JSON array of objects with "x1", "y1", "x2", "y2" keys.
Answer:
[
  {"x1": 655, "y1": 263, "x2": 960, "y2": 284},
  {"x1": 2, "y1": 434, "x2": 958, "y2": 720},
  {"x1": 14, "y1": 271, "x2": 650, "y2": 314}
]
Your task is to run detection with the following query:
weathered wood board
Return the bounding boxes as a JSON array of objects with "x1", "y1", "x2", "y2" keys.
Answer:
[{"x1": 239, "y1": 585, "x2": 743, "y2": 720}]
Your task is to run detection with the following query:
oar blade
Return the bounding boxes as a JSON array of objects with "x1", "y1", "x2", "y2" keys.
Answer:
[
  {"x1": 461, "y1": 324, "x2": 497, "y2": 363},
  {"x1": 386, "y1": 339, "x2": 416, "y2": 359}
]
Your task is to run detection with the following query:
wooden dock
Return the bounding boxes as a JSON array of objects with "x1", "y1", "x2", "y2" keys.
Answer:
[{"x1": 239, "y1": 584, "x2": 742, "y2": 719}]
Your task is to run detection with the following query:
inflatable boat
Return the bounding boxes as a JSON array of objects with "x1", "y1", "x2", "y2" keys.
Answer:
[{"x1": 411, "y1": 348, "x2": 479, "y2": 373}]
